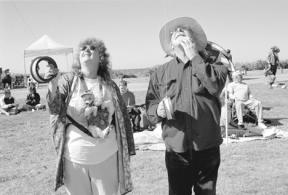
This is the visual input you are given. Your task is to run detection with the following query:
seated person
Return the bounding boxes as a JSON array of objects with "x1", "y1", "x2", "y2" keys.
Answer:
[
  {"x1": 228, "y1": 71, "x2": 267, "y2": 129},
  {"x1": 22, "y1": 86, "x2": 46, "y2": 111},
  {"x1": 0, "y1": 88, "x2": 19, "y2": 115}
]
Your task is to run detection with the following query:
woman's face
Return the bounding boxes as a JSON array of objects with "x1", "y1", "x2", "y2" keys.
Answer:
[
  {"x1": 4, "y1": 91, "x2": 11, "y2": 98},
  {"x1": 79, "y1": 45, "x2": 100, "y2": 67}
]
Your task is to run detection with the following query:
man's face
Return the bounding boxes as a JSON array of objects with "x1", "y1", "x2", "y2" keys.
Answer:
[
  {"x1": 234, "y1": 75, "x2": 243, "y2": 83},
  {"x1": 119, "y1": 83, "x2": 127, "y2": 94},
  {"x1": 170, "y1": 28, "x2": 197, "y2": 52}
]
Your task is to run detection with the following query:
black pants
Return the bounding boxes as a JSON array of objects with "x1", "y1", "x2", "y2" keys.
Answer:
[{"x1": 165, "y1": 147, "x2": 220, "y2": 195}]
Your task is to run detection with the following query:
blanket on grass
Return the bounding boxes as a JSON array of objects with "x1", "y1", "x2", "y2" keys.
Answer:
[{"x1": 134, "y1": 125, "x2": 288, "y2": 151}]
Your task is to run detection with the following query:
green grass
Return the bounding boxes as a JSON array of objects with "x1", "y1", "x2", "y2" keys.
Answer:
[{"x1": 0, "y1": 71, "x2": 288, "y2": 194}]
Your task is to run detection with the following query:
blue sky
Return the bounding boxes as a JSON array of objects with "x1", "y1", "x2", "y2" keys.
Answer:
[{"x1": 0, "y1": 0, "x2": 287, "y2": 73}]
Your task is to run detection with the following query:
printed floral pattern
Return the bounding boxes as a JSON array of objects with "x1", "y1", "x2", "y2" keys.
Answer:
[{"x1": 46, "y1": 73, "x2": 135, "y2": 193}]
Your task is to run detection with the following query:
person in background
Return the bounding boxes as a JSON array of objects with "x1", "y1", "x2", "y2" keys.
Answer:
[
  {"x1": 146, "y1": 17, "x2": 228, "y2": 195},
  {"x1": 0, "y1": 88, "x2": 19, "y2": 115},
  {"x1": 228, "y1": 71, "x2": 267, "y2": 129},
  {"x1": 119, "y1": 79, "x2": 141, "y2": 131},
  {"x1": 119, "y1": 79, "x2": 136, "y2": 107},
  {"x1": 22, "y1": 85, "x2": 46, "y2": 111},
  {"x1": 46, "y1": 37, "x2": 135, "y2": 195},
  {"x1": 265, "y1": 46, "x2": 280, "y2": 88},
  {"x1": 226, "y1": 49, "x2": 233, "y2": 62},
  {"x1": 2, "y1": 69, "x2": 12, "y2": 89}
]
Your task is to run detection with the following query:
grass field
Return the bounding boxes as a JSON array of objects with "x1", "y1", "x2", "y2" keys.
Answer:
[{"x1": 0, "y1": 70, "x2": 288, "y2": 195}]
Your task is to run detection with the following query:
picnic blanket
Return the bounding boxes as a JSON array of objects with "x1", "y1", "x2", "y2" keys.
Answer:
[{"x1": 134, "y1": 125, "x2": 288, "y2": 151}]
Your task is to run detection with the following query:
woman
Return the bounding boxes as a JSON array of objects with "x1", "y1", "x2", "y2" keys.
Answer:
[
  {"x1": 22, "y1": 86, "x2": 46, "y2": 111},
  {"x1": 0, "y1": 88, "x2": 19, "y2": 115},
  {"x1": 46, "y1": 38, "x2": 135, "y2": 195}
]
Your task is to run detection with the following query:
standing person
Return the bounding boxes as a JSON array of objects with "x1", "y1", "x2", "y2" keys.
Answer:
[
  {"x1": 2, "y1": 69, "x2": 12, "y2": 89},
  {"x1": 119, "y1": 79, "x2": 136, "y2": 107},
  {"x1": 119, "y1": 79, "x2": 140, "y2": 131},
  {"x1": 145, "y1": 17, "x2": 228, "y2": 195},
  {"x1": 46, "y1": 37, "x2": 135, "y2": 195},
  {"x1": 266, "y1": 46, "x2": 280, "y2": 88},
  {"x1": 226, "y1": 49, "x2": 232, "y2": 62}
]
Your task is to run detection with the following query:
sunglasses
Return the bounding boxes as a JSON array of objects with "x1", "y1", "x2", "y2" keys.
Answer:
[{"x1": 80, "y1": 45, "x2": 97, "y2": 52}]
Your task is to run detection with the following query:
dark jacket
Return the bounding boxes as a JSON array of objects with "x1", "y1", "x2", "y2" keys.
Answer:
[
  {"x1": 26, "y1": 93, "x2": 40, "y2": 106},
  {"x1": 146, "y1": 55, "x2": 228, "y2": 152},
  {"x1": 121, "y1": 90, "x2": 136, "y2": 107}
]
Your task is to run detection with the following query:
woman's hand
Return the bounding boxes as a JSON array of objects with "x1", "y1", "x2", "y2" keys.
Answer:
[
  {"x1": 46, "y1": 64, "x2": 60, "y2": 94},
  {"x1": 102, "y1": 100, "x2": 114, "y2": 123}
]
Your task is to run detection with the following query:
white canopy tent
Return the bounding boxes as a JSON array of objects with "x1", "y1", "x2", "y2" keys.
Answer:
[
  {"x1": 24, "y1": 34, "x2": 73, "y2": 57},
  {"x1": 24, "y1": 35, "x2": 73, "y2": 84}
]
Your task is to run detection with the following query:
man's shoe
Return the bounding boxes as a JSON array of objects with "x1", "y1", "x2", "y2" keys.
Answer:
[
  {"x1": 237, "y1": 124, "x2": 246, "y2": 130},
  {"x1": 258, "y1": 122, "x2": 267, "y2": 129}
]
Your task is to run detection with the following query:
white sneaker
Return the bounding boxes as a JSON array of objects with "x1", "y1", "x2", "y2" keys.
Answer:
[{"x1": 258, "y1": 122, "x2": 267, "y2": 129}]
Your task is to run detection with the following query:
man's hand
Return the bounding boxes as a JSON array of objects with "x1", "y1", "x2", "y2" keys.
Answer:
[
  {"x1": 171, "y1": 29, "x2": 198, "y2": 61},
  {"x1": 179, "y1": 36, "x2": 198, "y2": 60},
  {"x1": 157, "y1": 100, "x2": 167, "y2": 118}
]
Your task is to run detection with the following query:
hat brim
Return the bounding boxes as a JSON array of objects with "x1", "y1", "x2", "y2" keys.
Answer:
[{"x1": 159, "y1": 17, "x2": 207, "y2": 56}]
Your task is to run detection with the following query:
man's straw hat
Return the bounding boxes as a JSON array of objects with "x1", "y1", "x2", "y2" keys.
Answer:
[{"x1": 159, "y1": 17, "x2": 207, "y2": 56}]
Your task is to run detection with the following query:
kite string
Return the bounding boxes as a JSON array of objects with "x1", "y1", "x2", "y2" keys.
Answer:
[{"x1": 11, "y1": 0, "x2": 37, "y2": 39}]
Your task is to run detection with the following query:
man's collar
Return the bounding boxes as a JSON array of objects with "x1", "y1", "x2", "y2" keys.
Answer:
[{"x1": 175, "y1": 55, "x2": 204, "y2": 67}]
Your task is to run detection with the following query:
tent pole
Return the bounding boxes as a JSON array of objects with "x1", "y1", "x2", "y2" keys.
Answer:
[
  {"x1": 66, "y1": 53, "x2": 69, "y2": 72},
  {"x1": 225, "y1": 82, "x2": 229, "y2": 144},
  {"x1": 23, "y1": 53, "x2": 27, "y2": 87}
]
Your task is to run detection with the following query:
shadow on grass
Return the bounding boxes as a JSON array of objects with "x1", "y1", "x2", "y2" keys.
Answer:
[
  {"x1": 266, "y1": 118, "x2": 288, "y2": 126},
  {"x1": 242, "y1": 77, "x2": 258, "y2": 81},
  {"x1": 263, "y1": 106, "x2": 272, "y2": 111}
]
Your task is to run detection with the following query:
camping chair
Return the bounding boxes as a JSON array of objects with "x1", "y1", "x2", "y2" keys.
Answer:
[{"x1": 230, "y1": 100, "x2": 258, "y2": 126}]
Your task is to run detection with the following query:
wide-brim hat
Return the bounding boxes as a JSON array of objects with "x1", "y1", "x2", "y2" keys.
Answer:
[
  {"x1": 271, "y1": 46, "x2": 280, "y2": 52},
  {"x1": 159, "y1": 17, "x2": 207, "y2": 56}
]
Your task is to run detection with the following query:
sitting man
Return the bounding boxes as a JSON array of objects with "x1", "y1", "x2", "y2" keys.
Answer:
[
  {"x1": 0, "y1": 88, "x2": 19, "y2": 115},
  {"x1": 228, "y1": 71, "x2": 267, "y2": 129},
  {"x1": 22, "y1": 86, "x2": 46, "y2": 111}
]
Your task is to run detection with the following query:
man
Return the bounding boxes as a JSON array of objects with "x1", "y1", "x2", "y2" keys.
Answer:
[
  {"x1": 266, "y1": 46, "x2": 280, "y2": 88},
  {"x1": 228, "y1": 71, "x2": 267, "y2": 129},
  {"x1": 2, "y1": 69, "x2": 12, "y2": 89},
  {"x1": 145, "y1": 17, "x2": 228, "y2": 195},
  {"x1": 119, "y1": 79, "x2": 136, "y2": 107},
  {"x1": 119, "y1": 79, "x2": 140, "y2": 131}
]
